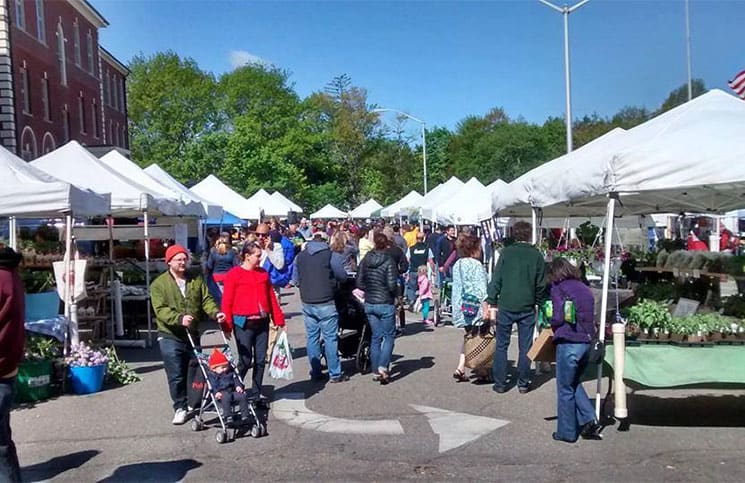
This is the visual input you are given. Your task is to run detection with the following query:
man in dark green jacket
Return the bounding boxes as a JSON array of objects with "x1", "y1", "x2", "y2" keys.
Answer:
[
  {"x1": 151, "y1": 244, "x2": 224, "y2": 425},
  {"x1": 487, "y1": 222, "x2": 546, "y2": 394}
]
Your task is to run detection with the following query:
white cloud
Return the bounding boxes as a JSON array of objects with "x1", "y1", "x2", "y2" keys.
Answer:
[{"x1": 229, "y1": 50, "x2": 268, "y2": 69}]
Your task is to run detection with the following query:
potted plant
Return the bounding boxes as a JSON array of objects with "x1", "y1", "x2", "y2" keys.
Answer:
[
  {"x1": 15, "y1": 334, "x2": 61, "y2": 403},
  {"x1": 66, "y1": 343, "x2": 108, "y2": 395},
  {"x1": 21, "y1": 269, "x2": 59, "y2": 321}
]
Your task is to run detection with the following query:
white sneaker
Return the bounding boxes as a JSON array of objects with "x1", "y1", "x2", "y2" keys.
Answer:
[{"x1": 172, "y1": 408, "x2": 188, "y2": 425}]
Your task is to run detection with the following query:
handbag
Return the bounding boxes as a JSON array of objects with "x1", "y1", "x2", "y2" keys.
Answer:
[
  {"x1": 464, "y1": 325, "x2": 496, "y2": 369},
  {"x1": 587, "y1": 337, "x2": 605, "y2": 364}
]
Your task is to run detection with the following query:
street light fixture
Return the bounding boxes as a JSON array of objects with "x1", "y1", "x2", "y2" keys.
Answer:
[
  {"x1": 538, "y1": 0, "x2": 592, "y2": 153},
  {"x1": 372, "y1": 108, "x2": 428, "y2": 195}
]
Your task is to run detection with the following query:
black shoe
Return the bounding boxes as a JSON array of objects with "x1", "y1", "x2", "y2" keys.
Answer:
[
  {"x1": 329, "y1": 374, "x2": 349, "y2": 383},
  {"x1": 580, "y1": 421, "x2": 603, "y2": 440},
  {"x1": 552, "y1": 432, "x2": 577, "y2": 443},
  {"x1": 310, "y1": 373, "x2": 329, "y2": 382},
  {"x1": 395, "y1": 328, "x2": 403, "y2": 337},
  {"x1": 492, "y1": 385, "x2": 508, "y2": 394},
  {"x1": 518, "y1": 386, "x2": 531, "y2": 394}
]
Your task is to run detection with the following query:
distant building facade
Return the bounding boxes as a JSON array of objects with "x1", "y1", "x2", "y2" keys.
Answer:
[{"x1": 0, "y1": 0, "x2": 128, "y2": 159}]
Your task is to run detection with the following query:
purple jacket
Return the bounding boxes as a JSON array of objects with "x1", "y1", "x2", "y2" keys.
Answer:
[{"x1": 550, "y1": 279, "x2": 596, "y2": 344}]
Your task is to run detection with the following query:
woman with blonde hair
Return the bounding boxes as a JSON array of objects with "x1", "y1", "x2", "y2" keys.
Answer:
[
  {"x1": 205, "y1": 233, "x2": 239, "y2": 305},
  {"x1": 330, "y1": 230, "x2": 358, "y2": 273}
]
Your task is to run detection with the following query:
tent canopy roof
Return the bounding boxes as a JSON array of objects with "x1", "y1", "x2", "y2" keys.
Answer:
[
  {"x1": 380, "y1": 190, "x2": 423, "y2": 217},
  {"x1": 271, "y1": 191, "x2": 303, "y2": 213},
  {"x1": 310, "y1": 204, "x2": 347, "y2": 219},
  {"x1": 190, "y1": 175, "x2": 260, "y2": 220},
  {"x1": 143, "y1": 164, "x2": 224, "y2": 220},
  {"x1": 245, "y1": 188, "x2": 292, "y2": 218},
  {"x1": 349, "y1": 199, "x2": 383, "y2": 219}
]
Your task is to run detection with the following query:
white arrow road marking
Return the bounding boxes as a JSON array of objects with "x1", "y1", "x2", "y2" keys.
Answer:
[
  {"x1": 273, "y1": 392, "x2": 405, "y2": 435},
  {"x1": 410, "y1": 405, "x2": 510, "y2": 453}
]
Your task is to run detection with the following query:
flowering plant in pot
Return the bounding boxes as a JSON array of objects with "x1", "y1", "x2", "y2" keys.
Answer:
[{"x1": 65, "y1": 343, "x2": 108, "y2": 394}]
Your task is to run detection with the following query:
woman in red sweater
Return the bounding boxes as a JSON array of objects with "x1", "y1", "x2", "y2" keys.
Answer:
[{"x1": 221, "y1": 241, "x2": 285, "y2": 401}]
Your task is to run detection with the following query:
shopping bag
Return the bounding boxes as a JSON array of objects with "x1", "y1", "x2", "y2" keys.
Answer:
[
  {"x1": 527, "y1": 328, "x2": 556, "y2": 362},
  {"x1": 265, "y1": 322, "x2": 279, "y2": 363},
  {"x1": 464, "y1": 325, "x2": 496, "y2": 370},
  {"x1": 268, "y1": 330, "x2": 294, "y2": 380},
  {"x1": 413, "y1": 296, "x2": 422, "y2": 313}
]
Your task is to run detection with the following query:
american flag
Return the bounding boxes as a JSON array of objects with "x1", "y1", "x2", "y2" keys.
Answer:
[{"x1": 729, "y1": 70, "x2": 745, "y2": 99}]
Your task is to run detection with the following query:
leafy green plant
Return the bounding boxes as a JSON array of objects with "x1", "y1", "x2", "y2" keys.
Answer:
[
  {"x1": 722, "y1": 294, "x2": 745, "y2": 318},
  {"x1": 20, "y1": 270, "x2": 55, "y2": 293},
  {"x1": 635, "y1": 282, "x2": 677, "y2": 302},
  {"x1": 102, "y1": 347, "x2": 141, "y2": 385},
  {"x1": 23, "y1": 334, "x2": 61, "y2": 361},
  {"x1": 626, "y1": 299, "x2": 672, "y2": 332},
  {"x1": 576, "y1": 221, "x2": 600, "y2": 246}
]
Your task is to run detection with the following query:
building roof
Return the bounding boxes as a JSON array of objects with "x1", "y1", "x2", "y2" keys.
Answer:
[
  {"x1": 70, "y1": 0, "x2": 109, "y2": 29},
  {"x1": 99, "y1": 47, "x2": 130, "y2": 76}
]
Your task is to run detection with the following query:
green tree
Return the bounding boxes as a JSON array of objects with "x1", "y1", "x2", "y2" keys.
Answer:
[
  {"x1": 127, "y1": 51, "x2": 218, "y2": 179},
  {"x1": 658, "y1": 79, "x2": 707, "y2": 114}
]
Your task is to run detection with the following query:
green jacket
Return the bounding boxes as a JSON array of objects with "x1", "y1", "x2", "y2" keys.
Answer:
[
  {"x1": 486, "y1": 242, "x2": 547, "y2": 312},
  {"x1": 150, "y1": 270, "x2": 220, "y2": 342}
]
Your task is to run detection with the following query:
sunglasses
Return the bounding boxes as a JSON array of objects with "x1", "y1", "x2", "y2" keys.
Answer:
[{"x1": 256, "y1": 233, "x2": 269, "y2": 238}]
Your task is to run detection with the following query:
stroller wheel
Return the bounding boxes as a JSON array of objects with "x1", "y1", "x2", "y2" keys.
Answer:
[
  {"x1": 250, "y1": 424, "x2": 261, "y2": 438},
  {"x1": 215, "y1": 430, "x2": 227, "y2": 444},
  {"x1": 191, "y1": 418, "x2": 203, "y2": 432},
  {"x1": 356, "y1": 338, "x2": 371, "y2": 374}
]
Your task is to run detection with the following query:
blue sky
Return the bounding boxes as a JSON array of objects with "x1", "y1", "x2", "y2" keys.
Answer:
[{"x1": 95, "y1": 0, "x2": 745, "y2": 131}]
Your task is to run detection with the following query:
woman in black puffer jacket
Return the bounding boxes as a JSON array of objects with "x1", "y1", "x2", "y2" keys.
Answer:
[{"x1": 356, "y1": 232, "x2": 399, "y2": 384}]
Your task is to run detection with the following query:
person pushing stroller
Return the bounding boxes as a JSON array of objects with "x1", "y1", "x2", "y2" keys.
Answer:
[{"x1": 206, "y1": 350, "x2": 251, "y2": 425}]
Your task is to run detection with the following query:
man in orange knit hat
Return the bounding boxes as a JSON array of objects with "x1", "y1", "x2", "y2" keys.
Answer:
[
  {"x1": 151, "y1": 244, "x2": 226, "y2": 425},
  {"x1": 206, "y1": 350, "x2": 250, "y2": 425}
]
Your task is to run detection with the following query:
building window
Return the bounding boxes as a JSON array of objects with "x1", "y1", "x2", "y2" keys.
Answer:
[
  {"x1": 73, "y1": 20, "x2": 81, "y2": 66},
  {"x1": 56, "y1": 22, "x2": 66, "y2": 86},
  {"x1": 120, "y1": 78, "x2": 126, "y2": 112},
  {"x1": 63, "y1": 107, "x2": 70, "y2": 142},
  {"x1": 15, "y1": 0, "x2": 25, "y2": 30},
  {"x1": 121, "y1": 125, "x2": 127, "y2": 148},
  {"x1": 35, "y1": 0, "x2": 45, "y2": 43},
  {"x1": 86, "y1": 30, "x2": 94, "y2": 74},
  {"x1": 91, "y1": 99, "x2": 99, "y2": 138},
  {"x1": 20, "y1": 65, "x2": 31, "y2": 114},
  {"x1": 78, "y1": 94, "x2": 86, "y2": 134},
  {"x1": 107, "y1": 120, "x2": 112, "y2": 144},
  {"x1": 112, "y1": 76, "x2": 118, "y2": 111},
  {"x1": 41, "y1": 76, "x2": 50, "y2": 121},
  {"x1": 105, "y1": 72, "x2": 111, "y2": 106}
]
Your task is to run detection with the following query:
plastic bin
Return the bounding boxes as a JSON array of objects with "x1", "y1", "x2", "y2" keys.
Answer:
[
  {"x1": 69, "y1": 364, "x2": 106, "y2": 395},
  {"x1": 25, "y1": 291, "x2": 60, "y2": 321},
  {"x1": 15, "y1": 360, "x2": 53, "y2": 403}
]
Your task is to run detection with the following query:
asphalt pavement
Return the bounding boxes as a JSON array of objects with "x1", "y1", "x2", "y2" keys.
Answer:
[{"x1": 13, "y1": 288, "x2": 745, "y2": 482}]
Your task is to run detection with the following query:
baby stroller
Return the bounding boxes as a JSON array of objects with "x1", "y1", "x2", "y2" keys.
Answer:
[
  {"x1": 186, "y1": 330, "x2": 265, "y2": 443},
  {"x1": 333, "y1": 275, "x2": 373, "y2": 373},
  {"x1": 433, "y1": 278, "x2": 453, "y2": 326}
]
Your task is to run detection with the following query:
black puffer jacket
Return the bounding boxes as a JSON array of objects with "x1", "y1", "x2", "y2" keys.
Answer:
[{"x1": 356, "y1": 250, "x2": 398, "y2": 305}]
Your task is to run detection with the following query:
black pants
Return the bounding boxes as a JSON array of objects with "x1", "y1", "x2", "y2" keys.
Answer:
[
  {"x1": 0, "y1": 377, "x2": 21, "y2": 483},
  {"x1": 218, "y1": 391, "x2": 250, "y2": 421},
  {"x1": 234, "y1": 319, "x2": 269, "y2": 398},
  {"x1": 158, "y1": 336, "x2": 193, "y2": 411}
]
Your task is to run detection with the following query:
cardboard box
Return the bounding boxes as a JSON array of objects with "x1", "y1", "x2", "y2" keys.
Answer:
[{"x1": 527, "y1": 328, "x2": 556, "y2": 362}]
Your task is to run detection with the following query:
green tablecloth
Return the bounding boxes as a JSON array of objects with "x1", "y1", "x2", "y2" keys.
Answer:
[{"x1": 604, "y1": 345, "x2": 745, "y2": 388}]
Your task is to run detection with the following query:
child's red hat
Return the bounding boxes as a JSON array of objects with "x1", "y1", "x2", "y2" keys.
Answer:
[{"x1": 208, "y1": 350, "x2": 229, "y2": 369}]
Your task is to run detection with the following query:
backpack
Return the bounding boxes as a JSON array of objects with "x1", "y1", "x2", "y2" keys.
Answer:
[{"x1": 265, "y1": 236, "x2": 295, "y2": 288}]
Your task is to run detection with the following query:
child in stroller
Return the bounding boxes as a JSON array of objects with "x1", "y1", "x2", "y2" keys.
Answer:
[
  {"x1": 187, "y1": 331, "x2": 266, "y2": 443},
  {"x1": 206, "y1": 350, "x2": 251, "y2": 426}
]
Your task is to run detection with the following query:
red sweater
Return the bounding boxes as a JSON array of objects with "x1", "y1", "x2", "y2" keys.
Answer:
[
  {"x1": 0, "y1": 267, "x2": 25, "y2": 377},
  {"x1": 221, "y1": 266, "x2": 285, "y2": 331}
]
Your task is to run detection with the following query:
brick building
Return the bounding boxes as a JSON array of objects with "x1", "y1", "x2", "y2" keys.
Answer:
[{"x1": 0, "y1": 0, "x2": 128, "y2": 160}]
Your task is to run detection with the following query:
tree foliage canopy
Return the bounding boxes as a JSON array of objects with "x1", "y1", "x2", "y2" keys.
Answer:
[{"x1": 126, "y1": 51, "x2": 706, "y2": 213}]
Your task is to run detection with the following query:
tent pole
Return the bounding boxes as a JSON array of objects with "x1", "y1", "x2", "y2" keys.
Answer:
[
  {"x1": 595, "y1": 195, "x2": 616, "y2": 419},
  {"x1": 531, "y1": 207, "x2": 537, "y2": 245},
  {"x1": 8, "y1": 216, "x2": 17, "y2": 250},
  {"x1": 108, "y1": 216, "x2": 115, "y2": 342},
  {"x1": 144, "y1": 210, "x2": 153, "y2": 347},
  {"x1": 64, "y1": 214, "x2": 78, "y2": 347}
]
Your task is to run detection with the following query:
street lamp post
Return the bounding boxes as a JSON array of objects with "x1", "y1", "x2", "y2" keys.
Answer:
[
  {"x1": 538, "y1": 0, "x2": 592, "y2": 154},
  {"x1": 372, "y1": 108, "x2": 428, "y2": 195}
]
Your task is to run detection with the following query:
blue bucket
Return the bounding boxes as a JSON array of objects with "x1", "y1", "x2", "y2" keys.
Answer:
[
  {"x1": 69, "y1": 364, "x2": 106, "y2": 395},
  {"x1": 25, "y1": 291, "x2": 60, "y2": 321}
]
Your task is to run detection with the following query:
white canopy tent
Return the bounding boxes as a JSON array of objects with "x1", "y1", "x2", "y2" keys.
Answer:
[
  {"x1": 310, "y1": 204, "x2": 347, "y2": 219},
  {"x1": 349, "y1": 199, "x2": 383, "y2": 219},
  {"x1": 100, "y1": 151, "x2": 205, "y2": 217},
  {"x1": 420, "y1": 176, "x2": 464, "y2": 221},
  {"x1": 31, "y1": 141, "x2": 173, "y2": 216},
  {"x1": 271, "y1": 191, "x2": 303, "y2": 213},
  {"x1": 143, "y1": 164, "x2": 224, "y2": 220},
  {"x1": 191, "y1": 175, "x2": 261, "y2": 220},
  {"x1": 380, "y1": 190, "x2": 423, "y2": 218},
  {"x1": 246, "y1": 188, "x2": 292, "y2": 218},
  {"x1": 434, "y1": 177, "x2": 492, "y2": 226}
]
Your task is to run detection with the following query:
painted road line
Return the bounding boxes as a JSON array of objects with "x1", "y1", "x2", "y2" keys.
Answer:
[
  {"x1": 410, "y1": 404, "x2": 509, "y2": 453},
  {"x1": 273, "y1": 392, "x2": 405, "y2": 435}
]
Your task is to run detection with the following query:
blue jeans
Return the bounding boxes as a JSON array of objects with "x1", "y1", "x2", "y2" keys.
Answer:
[
  {"x1": 303, "y1": 303, "x2": 342, "y2": 379},
  {"x1": 555, "y1": 342, "x2": 596, "y2": 441},
  {"x1": 158, "y1": 336, "x2": 193, "y2": 411},
  {"x1": 365, "y1": 303, "x2": 396, "y2": 372},
  {"x1": 405, "y1": 272, "x2": 418, "y2": 303},
  {"x1": 234, "y1": 320, "x2": 269, "y2": 398},
  {"x1": 0, "y1": 377, "x2": 21, "y2": 482},
  {"x1": 492, "y1": 309, "x2": 536, "y2": 390}
]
